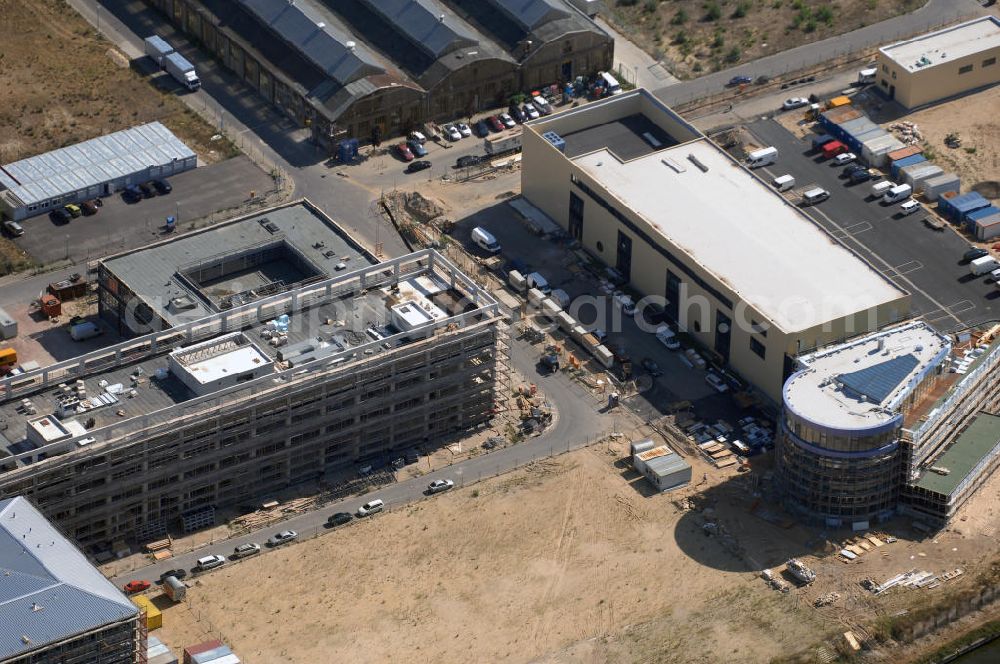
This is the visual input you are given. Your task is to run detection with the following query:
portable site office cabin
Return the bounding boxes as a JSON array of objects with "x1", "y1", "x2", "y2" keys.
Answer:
[
  {"x1": 861, "y1": 133, "x2": 905, "y2": 167},
  {"x1": 900, "y1": 163, "x2": 944, "y2": 192},
  {"x1": 922, "y1": 172, "x2": 960, "y2": 201},
  {"x1": 974, "y1": 211, "x2": 1000, "y2": 240}
]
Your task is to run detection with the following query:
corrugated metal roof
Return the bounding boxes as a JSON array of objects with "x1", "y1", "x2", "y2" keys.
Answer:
[
  {"x1": 360, "y1": 0, "x2": 478, "y2": 58},
  {"x1": 238, "y1": 0, "x2": 384, "y2": 85},
  {"x1": 0, "y1": 497, "x2": 137, "y2": 659},
  {"x1": 489, "y1": 0, "x2": 569, "y2": 30},
  {"x1": 0, "y1": 122, "x2": 195, "y2": 208}
]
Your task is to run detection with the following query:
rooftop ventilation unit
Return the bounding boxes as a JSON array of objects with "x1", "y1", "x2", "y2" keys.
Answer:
[{"x1": 687, "y1": 154, "x2": 709, "y2": 172}]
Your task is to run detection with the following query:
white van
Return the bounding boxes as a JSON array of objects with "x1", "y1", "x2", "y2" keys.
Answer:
[
  {"x1": 655, "y1": 325, "x2": 680, "y2": 350},
  {"x1": 526, "y1": 272, "x2": 551, "y2": 295},
  {"x1": 970, "y1": 255, "x2": 1000, "y2": 276},
  {"x1": 802, "y1": 188, "x2": 830, "y2": 205},
  {"x1": 871, "y1": 181, "x2": 894, "y2": 198},
  {"x1": 471, "y1": 226, "x2": 501, "y2": 254},
  {"x1": 772, "y1": 174, "x2": 795, "y2": 192},
  {"x1": 746, "y1": 146, "x2": 778, "y2": 168},
  {"x1": 357, "y1": 498, "x2": 385, "y2": 517},
  {"x1": 858, "y1": 67, "x2": 877, "y2": 84},
  {"x1": 599, "y1": 71, "x2": 622, "y2": 95},
  {"x1": 899, "y1": 200, "x2": 920, "y2": 216},
  {"x1": 882, "y1": 183, "x2": 912, "y2": 204}
]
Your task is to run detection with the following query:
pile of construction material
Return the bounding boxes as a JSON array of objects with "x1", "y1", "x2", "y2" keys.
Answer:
[
  {"x1": 887, "y1": 121, "x2": 923, "y2": 145},
  {"x1": 866, "y1": 568, "x2": 964, "y2": 595},
  {"x1": 786, "y1": 558, "x2": 817, "y2": 585}
]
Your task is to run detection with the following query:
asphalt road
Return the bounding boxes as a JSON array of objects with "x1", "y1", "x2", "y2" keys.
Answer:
[
  {"x1": 652, "y1": 0, "x2": 985, "y2": 108},
  {"x1": 747, "y1": 119, "x2": 1000, "y2": 333},
  {"x1": 14, "y1": 157, "x2": 272, "y2": 265},
  {"x1": 111, "y1": 333, "x2": 612, "y2": 586}
]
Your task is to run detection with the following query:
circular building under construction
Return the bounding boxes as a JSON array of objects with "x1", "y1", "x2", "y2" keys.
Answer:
[{"x1": 776, "y1": 322, "x2": 950, "y2": 528}]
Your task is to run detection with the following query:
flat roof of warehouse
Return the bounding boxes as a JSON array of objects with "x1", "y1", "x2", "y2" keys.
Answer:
[
  {"x1": 881, "y1": 16, "x2": 1000, "y2": 72},
  {"x1": 914, "y1": 412, "x2": 1000, "y2": 496},
  {"x1": 571, "y1": 137, "x2": 906, "y2": 332},
  {"x1": 783, "y1": 322, "x2": 950, "y2": 429},
  {"x1": 0, "y1": 122, "x2": 195, "y2": 207}
]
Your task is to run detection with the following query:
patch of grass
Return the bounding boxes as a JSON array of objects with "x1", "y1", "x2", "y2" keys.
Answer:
[
  {"x1": 731, "y1": 2, "x2": 750, "y2": 19},
  {"x1": 703, "y1": 1, "x2": 722, "y2": 22},
  {"x1": 671, "y1": 8, "x2": 688, "y2": 24}
]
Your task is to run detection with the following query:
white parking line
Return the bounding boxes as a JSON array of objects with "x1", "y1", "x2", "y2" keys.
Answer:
[
  {"x1": 946, "y1": 300, "x2": 976, "y2": 316},
  {"x1": 883, "y1": 260, "x2": 923, "y2": 278}
]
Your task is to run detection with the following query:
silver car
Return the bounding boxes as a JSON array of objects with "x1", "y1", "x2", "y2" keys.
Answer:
[{"x1": 267, "y1": 530, "x2": 298, "y2": 547}]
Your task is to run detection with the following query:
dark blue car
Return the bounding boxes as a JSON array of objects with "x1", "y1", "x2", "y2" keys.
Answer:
[
  {"x1": 474, "y1": 120, "x2": 490, "y2": 138},
  {"x1": 407, "y1": 140, "x2": 428, "y2": 158},
  {"x1": 727, "y1": 75, "x2": 753, "y2": 87}
]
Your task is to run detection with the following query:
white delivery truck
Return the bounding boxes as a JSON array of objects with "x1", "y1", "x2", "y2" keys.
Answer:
[
  {"x1": 802, "y1": 187, "x2": 830, "y2": 205},
  {"x1": 70, "y1": 321, "x2": 102, "y2": 341},
  {"x1": 871, "y1": 181, "x2": 894, "y2": 198},
  {"x1": 746, "y1": 146, "x2": 778, "y2": 168},
  {"x1": 164, "y1": 51, "x2": 201, "y2": 91},
  {"x1": 970, "y1": 255, "x2": 1000, "y2": 276},
  {"x1": 484, "y1": 128, "x2": 522, "y2": 155},
  {"x1": 144, "y1": 35, "x2": 175, "y2": 68},
  {"x1": 772, "y1": 174, "x2": 795, "y2": 192},
  {"x1": 599, "y1": 71, "x2": 623, "y2": 95},
  {"x1": 471, "y1": 227, "x2": 501, "y2": 254},
  {"x1": 857, "y1": 67, "x2": 877, "y2": 84},
  {"x1": 882, "y1": 183, "x2": 912, "y2": 204}
]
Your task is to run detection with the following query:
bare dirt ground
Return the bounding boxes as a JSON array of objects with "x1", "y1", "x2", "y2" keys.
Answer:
[
  {"x1": 0, "y1": 0, "x2": 236, "y2": 164},
  {"x1": 139, "y1": 437, "x2": 1000, "y2": 664},
  {"x1": 606, "y1": 0, "x2": 921, "y2": 79}
]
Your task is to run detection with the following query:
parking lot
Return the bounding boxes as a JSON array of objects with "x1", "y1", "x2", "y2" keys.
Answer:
[
  {"x1": 13, "y1": 156, "x2": 274, "y2": 265},
  {"x1": 748, "y1": 118, "x2": 1000, "y2": 333}
]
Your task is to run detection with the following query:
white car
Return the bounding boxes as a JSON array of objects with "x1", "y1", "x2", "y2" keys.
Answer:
[
  {"x1": 456, "y1": 123, "x2": 472, "y2": 137},
  {"x1": 267, "y1": 530, "x2": 298, "y2": 546},
  {"x1": 705, "y1": 372, "x2": 729, "y2": 393},
  {"x1": 427, "y1": 479, "x2": 454, "y2": 494},
  {"x1": 498, "y1": 113, "x2": 516, "y2": 129},
  {"x1": 782, "y1": 97, "x2": 809, "y2": 110},
  {"x1": 899, "y1": 199, "x2": 920, "y2": 216},
  {"x1": 357, "y1": 498, "x2": 385, "y2": 517},
  {"x1": 522, "y1": 104, "x2": 540, "y2": 120},
  {"x1": 232, "y1": 543, "x2": 261, "y2": 559},
  {"x1": 833, "y1": 152, "x2": 857, "y2": 166},
  {"x1": 195, "y1": 554, "x2": 226, "y2": 571},
  {"x1": 408, "y1": 131, "x2": 426, "y2": 144},
  {"x1": 444, "y1": 125, "x2": 461, "y2": 141}
]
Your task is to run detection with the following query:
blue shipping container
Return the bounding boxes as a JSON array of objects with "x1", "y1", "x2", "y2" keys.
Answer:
[
  {"x1": 891, "y1": 154, "x2": 926, "y2": 179},
  {"x1": 939, "y1": 191, "x2": 989, "y2": 222},
  {"x1": 967, "y1": 205, "x2": 1000, "y2": 222}
]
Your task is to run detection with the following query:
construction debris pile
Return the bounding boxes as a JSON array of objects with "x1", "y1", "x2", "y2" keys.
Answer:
[
  {"x1": 863, "y1": 568, "x2": 964, "y2": 595},
  {"x1": 838, "y1": 533, "x2": 895, "y2": 561},
  {"x1": 786, "y1": 558, "x2": 817, "y2": 585},
  {"x1": 887, "y1": 121, "x2": 923, "y2": 145}
]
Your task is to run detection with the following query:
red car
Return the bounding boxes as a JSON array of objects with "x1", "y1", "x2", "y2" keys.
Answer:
[
  {"x1": 123, "y1": 580, "x2": 151, "y2": 594},
  {"x1": 395, "y1": 143, "x2": 414, "y2": 162},
  {"x1": 487, "y1": 115, "x2": 504, "y2": 132}
]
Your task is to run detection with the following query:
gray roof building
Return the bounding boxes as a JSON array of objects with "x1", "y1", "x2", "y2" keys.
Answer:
[{"x1": 0, "y1": 496, "x2": 138, "y2": 662}]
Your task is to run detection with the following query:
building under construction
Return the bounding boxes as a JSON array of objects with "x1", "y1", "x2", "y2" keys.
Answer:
[
  {"x1": 0, "y1": 203, "x2": 505, "y2": 553},
  {"x1": 0, "y1": 496, "x2": 142, "y2": 664},
  {"x1": 776, "y1": 321, "x2": 1000, "y2": 529}
]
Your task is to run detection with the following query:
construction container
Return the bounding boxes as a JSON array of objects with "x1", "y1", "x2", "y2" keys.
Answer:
[
  {"x1": 0, "y1": 307, "x2": 16, "y2": 340},
  {"x1": 838, "y1": 117, "x2": 878, "y2": 138},
  {"x1": 197, "y1": 656, "x2": 239, "y2": 664},
  {"x1": 890, "y1": 154, "x2": 927, "y2": 179},
  {"x1": 827, "y1": 95, "x2": 852, "y2": 109},
  {"x1": 967, "y1": 205, "x2": 1000, "y2": 226},
  {"x1": 133, "y1": 595, "x2": 162, "y2": 630},
  {"x1": 555, "y1": 311, "x2": 575, "y2": 332},
  {"x1": 860, "y1": 133, "x2": 905, "y2": 167},
  {"x1": 192, "y1": 647, "x2": 234, "y2": 664},
  {"x1": 818, "y1": 108, "x2": 859, "y2": 133},
  {"x1": 845, "y1": 127, "x2": 884, "y2": 154},
  {"x1": 184, "y1": 641, "x2": 224, "y2": 664},
  {"x1": 938, "y1": 191, "x2": 989, "y2": 223},
  {"x1": 631, "y1": 438, "x2": 656, "y2": 455},
  {"x1": 163, "y1": 574, "x2": 186, "y2": 601},
  {"x1": 887, "y1": 145, "x2": 923, "y2": 163},
  {"x1": 900, "y1": 163, "x2": 943, "y2": 192},
  {"x1": 526, "y1": 287, "x2": 545, "y2": 306},
  {"x1": 922, "y1": 172, "x2": 961, "y2": 201},
  {"x1": 974, "y1": 211, "x2": 1000, "y2": 240},
  {"x1": 48, "y1": 278, "x2": 87, "y2": 301},
  {"x1": 592, "y1": 344, "x2": 614, "y2": 369},
  {"x1": 150, "y1": 654, "x2": 180, "y2": 664},
  {"x1": 40, "y1": 294, "x2": 61, "y2": 317}
]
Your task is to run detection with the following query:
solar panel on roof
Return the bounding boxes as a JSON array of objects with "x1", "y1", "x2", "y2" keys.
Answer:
[
  {"x1": 359, "y1": 0, "x2": 478, "y2": 59},
  {"x1": 488, "y1": 0, "x2": 568, "y2": 31},
  {"x1": 836, "y1": 353, "x2": 919, "y2": 404}
]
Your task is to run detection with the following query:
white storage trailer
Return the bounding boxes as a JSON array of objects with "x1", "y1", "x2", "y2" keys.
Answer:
[
  {"x1": 970, "y1": 255, "x2": 1000, "y2": 276},
  {"x1": 144, "y1": 36, "x2": 175, "y2": 68},
  {"x1": 164, "y1": 52, "x2": 200, "y2": 91},
  {"x1": 484, "y1": 128, "x2": 522, "y2": 155}
]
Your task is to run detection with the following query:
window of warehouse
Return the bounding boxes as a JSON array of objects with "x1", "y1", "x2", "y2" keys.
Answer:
[
  {"x1": 750, "y1": 337, "x2": 766, "y2": 360},
  {"x1": 959, "y1": 64, "x2": 973, "y2": 74}
]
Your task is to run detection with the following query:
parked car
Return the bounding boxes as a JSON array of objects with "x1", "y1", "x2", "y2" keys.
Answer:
[
  {"x1": 152, "y1": 178, "x2": 172, "y2": 194},
  {"x1": 782, "y1": 97, "x2": 809, "y2": 110},
  {"x1": 455, "y1": 155, "x2": 481, "y2": 168},
  {"x1": 357, "y1": 498, "x2": 385, "y2": 517},
  {"x1": 267, "y1": 530, "x2": 298, "y2": 546},
  {"x1": 444, "y1": 125, "x2": 461, "y2": 141},
  {"x1": 3, "y1": 220, "x2": 24, "y2": 237},
  {"x1": 138, "y1": 181, "x2": 155, "y2": 198},
  {"x1": 509, "y1": 106, "x2": 524, "y2": 123},
  {"x1": 456, "y1": 122, "x2": 472, "y2": 137},
  {"x1": 327, "y1": 511, "x2": 353, "y2": 527},
  {"x1": 408, "y1": 130, "x2": 427, "y2": 144},
  {"x1": 195, "y1": 554, "x2": 226, "y2": 571},
  {"x1": 641, "y1": 358, "x2": 663, "y2": 377},
  {"x1": 899, "y1": 199, "x2": 921, "y2": 216},
  {"x1": 64, "y1": 203, "x2": 82, "y2": 218},
  {"x1": 158, "y1": 569, "x2": 187, "y2": 583},
  {"x1": 487, "y1": 115, "x2": 504, "y2": 132},
  {"x1": 962, "y1": 247, "x2": 989, "y2": 263},
  {"x1": 474, "y1": 120, "x2": 490, "y2": 137},
  {"x1": 531, "y1": 95, "x2": 552, "y2": 115},
  {"x1": 232, "y1": 543, "x2": 261, "y2": 558},
  {"x1": 705, "y1": 372, "x2": 729, "y2": 393},
  {"x1": 728, "y1": 75, "x2": 753, "y2": 86},
  {"x1": 427, "y1": 479, "x2": 455, "y2": 494},
  {"x1": 123, "y1": 184, "x2": 143, "y2": 202},
  {"x1": 50, "y1": 208, "x2": 72, "y2": 223},
  {"x1": 123, "y1": 580, "x2": 150, "y2": 594},
  {"x1": 80, "y1": 199, "x2": 99, "y2": 215},
  {"x1": 522, "y1": 104, "x2": 540, "y2": 120},
  {"x1": 498, "y1": 112, "x2": 516, "y2": 129},
  {"x1": 406, "y1": 160, "x2": 432, "y2": 174},
  {"x1": 407, "y1": 140, "x2": 428, "y2": 157},
  {"x1": 395, "y1": 143, "x2": 415, "y2": 162},
  {"x1": 613, "y1": 293, "x2": 636, "y2": 316},
  {"x1": 833, "y1": 152, "x2": 857, "y2": 166}
]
